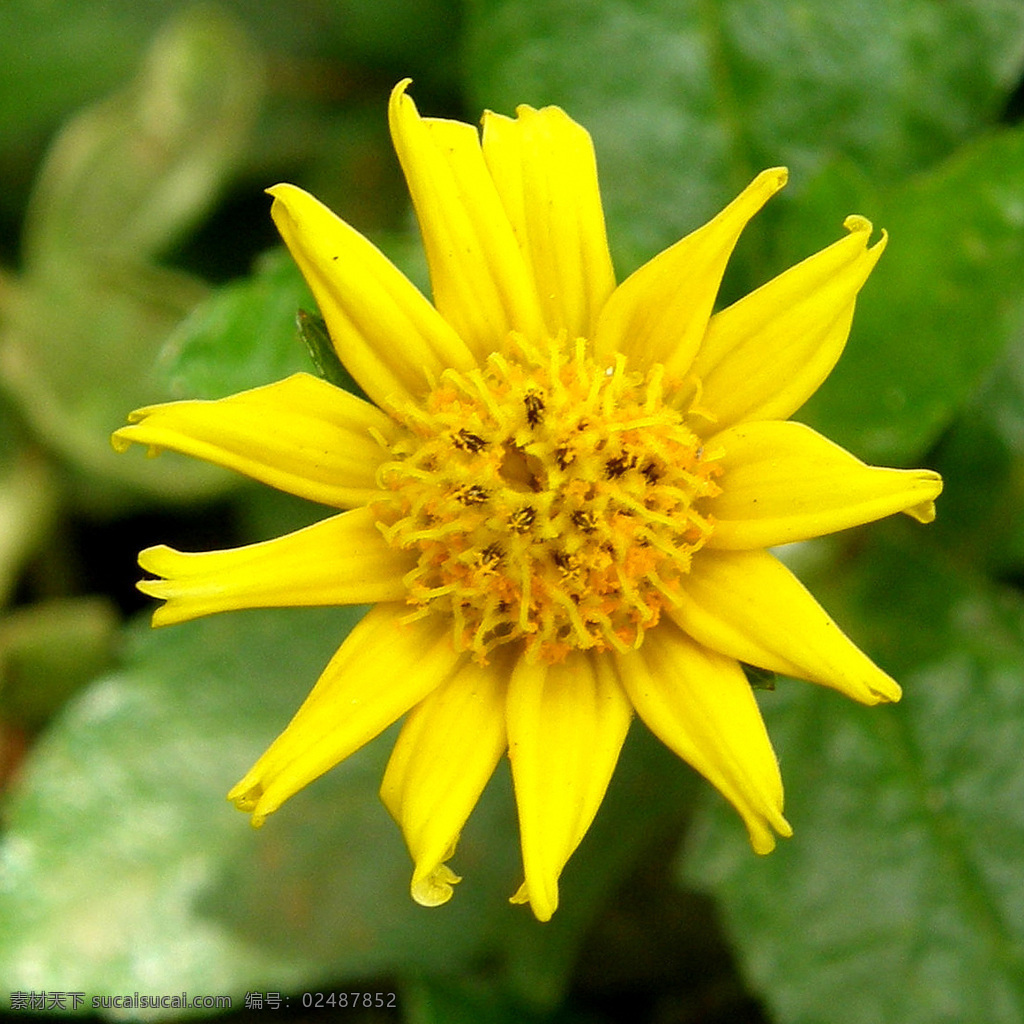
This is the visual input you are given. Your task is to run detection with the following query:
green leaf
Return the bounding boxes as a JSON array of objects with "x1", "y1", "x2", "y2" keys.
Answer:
[
  {"x1": 1, "y1": 265, "x2": 227, "y2": 504},
  {"x1": 0, "y1": 598, "x2": 118, "y2": 729},
  {"x1": 926, "y1": 333, "x2": 1024, "y2": 575},
  {"x1": 206, "y1": 670, "x2": 700, "y2": 1014},
  {"x1": 295, "y1": 309, "x2": 369, "y2": 400},
  {"x1": 298, "y1": 310, "x2": 348, "y2": 389},
  {"x1": 0, "y1": 608, "x2": 366, "y2": 1009},
  {"x1": 158, "y1": 248, "x2": 316, "y2": 401},
  {"x1": 466, "y1": 0, "x2": 733, "y2": 272},
  {"x1": 0, "y1": 8, "x2": 263, "y2": 503},
  {"x1": 0, "y1": 595, "x2": 705, "y2": 1015},
  {"x1": 713, "y1": 0, "x2": 1024, "y2": 179},
  {"x1": 463, "y1": 0, "x2": 1024, "y2": 468},
  {"x1": 465, "y1": 0, "x2": 1024, "y2": 271},
  {"x1": 156, "y1": 234, "x2": 426, "y2": 404},
  {"x1": 21, "y1": 7, "x2": 261, "y2": 275},
  {"x1": 306, "y1": 0, "x2": 463, "y2": 90},
  {"x1": 741, "y1": 662, "x2": 776, "y2": 691},
  {"x1": 0, "y1": 2, "x2": 172, "y2": 151},
  {"x1": 0, "y1": 446, "x2": 58, "y2": 606},
  {"x1": 403, "y1": 976, "x2": 561, "y2": 1024},
  {"x1": 497, "y1": 727, "x2": 699, "y2": 1011},
  {"x1": 794, "y1": 128, "x2": 1024, "y2": 464},
  {"x1": 0, "y1": 605, "x2": 516, "y2": 1010},
  {"x1": 684, "y1": 528, "x2": 1024, "y2": 1024}
]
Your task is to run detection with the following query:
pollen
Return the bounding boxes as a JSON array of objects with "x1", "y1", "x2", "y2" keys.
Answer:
[{"x1": 374, "y1": 335, "x2": 721, "y2": 662}]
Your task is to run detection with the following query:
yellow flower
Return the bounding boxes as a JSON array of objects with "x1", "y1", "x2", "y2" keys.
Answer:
[{"x1": 113, "y1": 80, "x2": 942, "y2": 922}]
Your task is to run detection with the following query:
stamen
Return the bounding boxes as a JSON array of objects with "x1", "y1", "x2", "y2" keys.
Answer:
[{"x1": 371, "y1": 335, "x2": 719, "y2": 662}]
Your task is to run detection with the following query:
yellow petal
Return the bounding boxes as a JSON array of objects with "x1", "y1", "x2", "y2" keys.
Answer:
[
  {"x1": 388, "y1": 80, "x2": 546, "y2": 355},
  {"x1": 268, "y1": 184, "x2": 475, "y2": 408},
  {"x1": 229, "y1": 604, "x2": 462, "y2": 825},
  {"x1": 616, "y1": 622, "x2": 791, "y2": 854},
  {"x1": 112, "y1": 372, "x2": 394, "y2": 508},
  {"x1": 706, "y1": 420, "x2": 944, "y2": 550},
  {"x1": 671, "y1": 549, "x2": 901, "y2": 704},
  {"x1": 137, "y1": 507, "x2": 413, "y2": 626},
  {"x1": 482, "y1": 104, "x2": 615, "y2": 339},
  {"x1": 691, "y1": 215, "x2": 885, "y2": 429},
  {"x1": 593, "y1": 168, "x2": 788, "y2": 375},
  {"x1": 380, "y1": 652, "x2": 509, "y2": 908},
  {"x1": 506, "y1": 651, "x2": 632, "y2": 922}
]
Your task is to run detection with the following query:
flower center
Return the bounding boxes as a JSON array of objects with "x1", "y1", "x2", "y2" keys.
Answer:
[{"x1": 374, "y1": 335, "x2": 720, "y2": 662}]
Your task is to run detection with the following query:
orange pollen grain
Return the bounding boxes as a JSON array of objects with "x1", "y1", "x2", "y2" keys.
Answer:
[{"x1": 373, "y1": 334, "x2": 720, "y2": 662}]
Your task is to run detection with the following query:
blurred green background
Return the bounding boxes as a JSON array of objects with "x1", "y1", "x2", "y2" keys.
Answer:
[{"x1": 2, "y1": 2, "x2": 1024, "y2": 1022}]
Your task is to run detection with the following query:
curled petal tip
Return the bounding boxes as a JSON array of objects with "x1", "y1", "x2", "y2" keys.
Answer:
[
  {"x1": 874, "y1": 677, "x2": 903, "y2": 704},
  {"x1": 508, "y1": 880, "x2": 556, "y2": 922},
  {"x1": 227, "y1": 774, "x2": 272, "y2": 810},
  {"x1": 842, "y1": 214, "x2": 887, "y2": 254},
  {"x1": 227, "y1": 782, "x2": 258, "y2": 811},
  {"x1": 758, "y1": 166, "x2": 789, "y2": 190},
  {"x1": 749, "y1": 811, "x2": 793, "y2": 854},
  {"x1": 906, "y1": 500, "x2": 938, "y2": 524},
  {"x1": 389, "y1": 78, "x2": 416, "y2": 120},
  {"x1": 227, "y1": 787, "x2": 269, "y2": 828},
  {"x1": 265, "y1": 182, "x2": 309, "y2": 209},
  {"x1": 904, "y1": 471, "x2": 942, "y2": 523},
  {"x1": 411, "y1": 863, "x2": 461, "y2": 907},
  {"x1": 111, "y1": 421, "x2": 163, "y2": 457},
  {"x1": 741, "y1": 167, "x2": 788, "y2": 210}
]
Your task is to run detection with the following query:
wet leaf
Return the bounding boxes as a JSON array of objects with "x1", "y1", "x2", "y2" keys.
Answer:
[
  {"x1": 794, "y1": 129, "x2": 1024, "y2": 464},
  {"x1": 465, "y1": 0, "x2": 1024, "y2": 271},
  {"x1": 685, "y1": 529, "x2": 1024, "y2": 1024}
]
